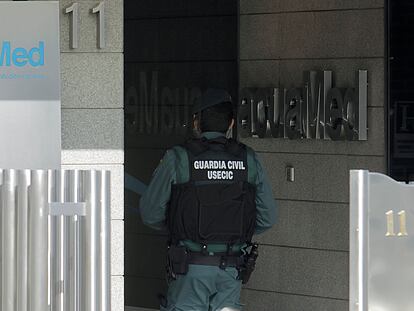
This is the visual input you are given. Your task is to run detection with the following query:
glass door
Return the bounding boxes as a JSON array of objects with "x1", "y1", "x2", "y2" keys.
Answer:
[{"x1": 388, "y1": 0, "x2": 414, "y2": 181}]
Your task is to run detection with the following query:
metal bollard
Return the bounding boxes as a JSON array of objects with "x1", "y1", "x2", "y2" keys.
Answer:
[
  {"x1": 29, "y1": 170, "x2": 49, "y2": 311},
  {"x1": 100, "y1": 170, "x2": 111, "y2": 311},
  {"x1": 2, "y1": 170, "x2": 17, "y2": 311},
  {"x1": 68, "y1": 170, "x2": 81, "y2": 311},
  {"x1": 0, "y1": 169, "x2": 111, "y2": 311},
  {"x1": 17, "y1": 170, "x2": 30, "y2": 311},
  {"x1": 84, "y1": 170, "x2": 99, "y2": 311}
]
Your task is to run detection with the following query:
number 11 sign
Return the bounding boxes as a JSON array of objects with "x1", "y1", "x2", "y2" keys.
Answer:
[{"x1": 350, "y1": 170, "x2": 414, "y2": 311}]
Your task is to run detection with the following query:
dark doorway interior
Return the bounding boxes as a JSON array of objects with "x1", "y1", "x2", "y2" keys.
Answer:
[
  {"x1": 123, "y1": 1, "x2": 238, "y2": 308},
  {"x1": 388, "y1": 0, "x2": 414, "y2": 181}
]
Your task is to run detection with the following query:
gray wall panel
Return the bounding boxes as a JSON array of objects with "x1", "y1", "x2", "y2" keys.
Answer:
[
  {"x1": 111, "y1": 220, "x2": 125, "y2": 275},
  {"x1": 61, "y1": 53, "x2": 123, "y2": 108},
  {"x1": 240, "y1": 9, "x2": 384, "y2": 59},
  {"x1": 61, "y1": 149, "x2": 124, "y2": 165},
  {"x1": 347, "y1": 155, "x2": 386, "y2": 172},
  {"x1": 313, "y1": 154, "x2": 385, "y2": 201},
  {"x1": 279, "y1": 10, "x2": 384, "y2": 59},
  {"x1": 247, "y1": 245, "x2": 348, "y2": 299},
  {"x1": 257, "y1": 200, "x2": 349, "y2": 251},
  {"x1": 112, "y1": 276, "x2": 125, "y2": 311},
  {"x1": 240, "y1": 0, "x2": 384, "y2": 14},
  {"x1": 62, "y1": 108, "x2": 123, "y2": 150},
  {"x1": 241, "y1": 289, "x2": 348, "y2": 311},
  {"x1": 239, "y1": 60, "x2": 281, "y2": 88},
  {"x1": 259, "y1": 152, "x2": 385, "y2": 202},
  {"x1": 240, "y1": 14, "x2": 281, "y2": 60},
  {"x1": 259, "y1": 152, "x2": 316, "y2": 201}
]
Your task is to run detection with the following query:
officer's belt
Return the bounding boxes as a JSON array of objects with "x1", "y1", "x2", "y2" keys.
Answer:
[
  {"x1": 181, "y1": 240, "x2": 244, "y2": 253},
  {"x1": 187, "y1": 252, "x2": 243, "y2": 268}
]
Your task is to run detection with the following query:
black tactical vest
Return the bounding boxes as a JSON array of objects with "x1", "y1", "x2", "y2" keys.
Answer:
[{"x1": 167, "y1": 137, "x2": 257, "y2": 245}]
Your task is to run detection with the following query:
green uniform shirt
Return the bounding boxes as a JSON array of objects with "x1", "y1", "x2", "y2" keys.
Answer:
[{"x1": 140, "y1": 132, "x2": 277, "y2": 252}]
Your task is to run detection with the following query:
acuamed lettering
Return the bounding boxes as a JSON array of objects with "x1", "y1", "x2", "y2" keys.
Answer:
[{"x1": 193, "y1": 160, "x2": 246, "y2": 180}]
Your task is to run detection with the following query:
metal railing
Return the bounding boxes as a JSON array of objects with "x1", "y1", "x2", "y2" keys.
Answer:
[{"x1": 0, "y1": 169, "x2": 111, "y2": 311}]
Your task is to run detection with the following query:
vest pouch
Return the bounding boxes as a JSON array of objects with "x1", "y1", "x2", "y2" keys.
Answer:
[
  {"x1": 197, "y1": 182, "x2": 245, "y2": 243},
  {"x1": 169, "y1": 182, "x2": 256, "y2": 244},
  {"x1": 167, "y1": 245, "x2": 189, "y2": 275}
]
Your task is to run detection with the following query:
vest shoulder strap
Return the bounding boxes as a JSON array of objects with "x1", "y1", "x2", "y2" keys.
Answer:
[
  {"x1": 246, "y1": 146, "x2": 257, "y2": 184},
  {"x1": 225, "y1": 138, "x2": 246, "y2": 157},
  {"x1": 184, "y1": 138, "x2": 209, "y2": 156}
]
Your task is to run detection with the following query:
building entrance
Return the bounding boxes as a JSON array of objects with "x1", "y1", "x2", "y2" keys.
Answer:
[{"x1": 123, "y1": 1, "x2": 238, "y2": 309}]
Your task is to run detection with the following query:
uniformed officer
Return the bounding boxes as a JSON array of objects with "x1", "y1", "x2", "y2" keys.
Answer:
[{"x1": 140, "y1": 89, "x2": 277, "y2": 311}]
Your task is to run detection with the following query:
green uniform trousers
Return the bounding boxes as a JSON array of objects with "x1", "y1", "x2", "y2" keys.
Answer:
[{"x1": 161, "y1": 264, "x2": 243, "y2": 311}]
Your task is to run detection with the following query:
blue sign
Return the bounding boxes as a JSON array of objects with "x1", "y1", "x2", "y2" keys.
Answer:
[
  {"x1": 0, "y1": 41, "x2": 44, "y2": 67},
  {"x1": 0, "y1": 2, "x2": 60, "y2": 169}
]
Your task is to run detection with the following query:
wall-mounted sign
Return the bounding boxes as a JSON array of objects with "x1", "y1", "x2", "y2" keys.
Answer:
[
  {"x1": 238, "y1": 70, "x2": 368, "y2": 141},
  {"x1": 0, "y1": 2, "x2": 61, "y2": 169}
]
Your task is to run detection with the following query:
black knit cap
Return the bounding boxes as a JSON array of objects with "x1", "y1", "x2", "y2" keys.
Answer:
[{"x1": 192, "y1": 88, "x2": 232, "y2": 114}]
